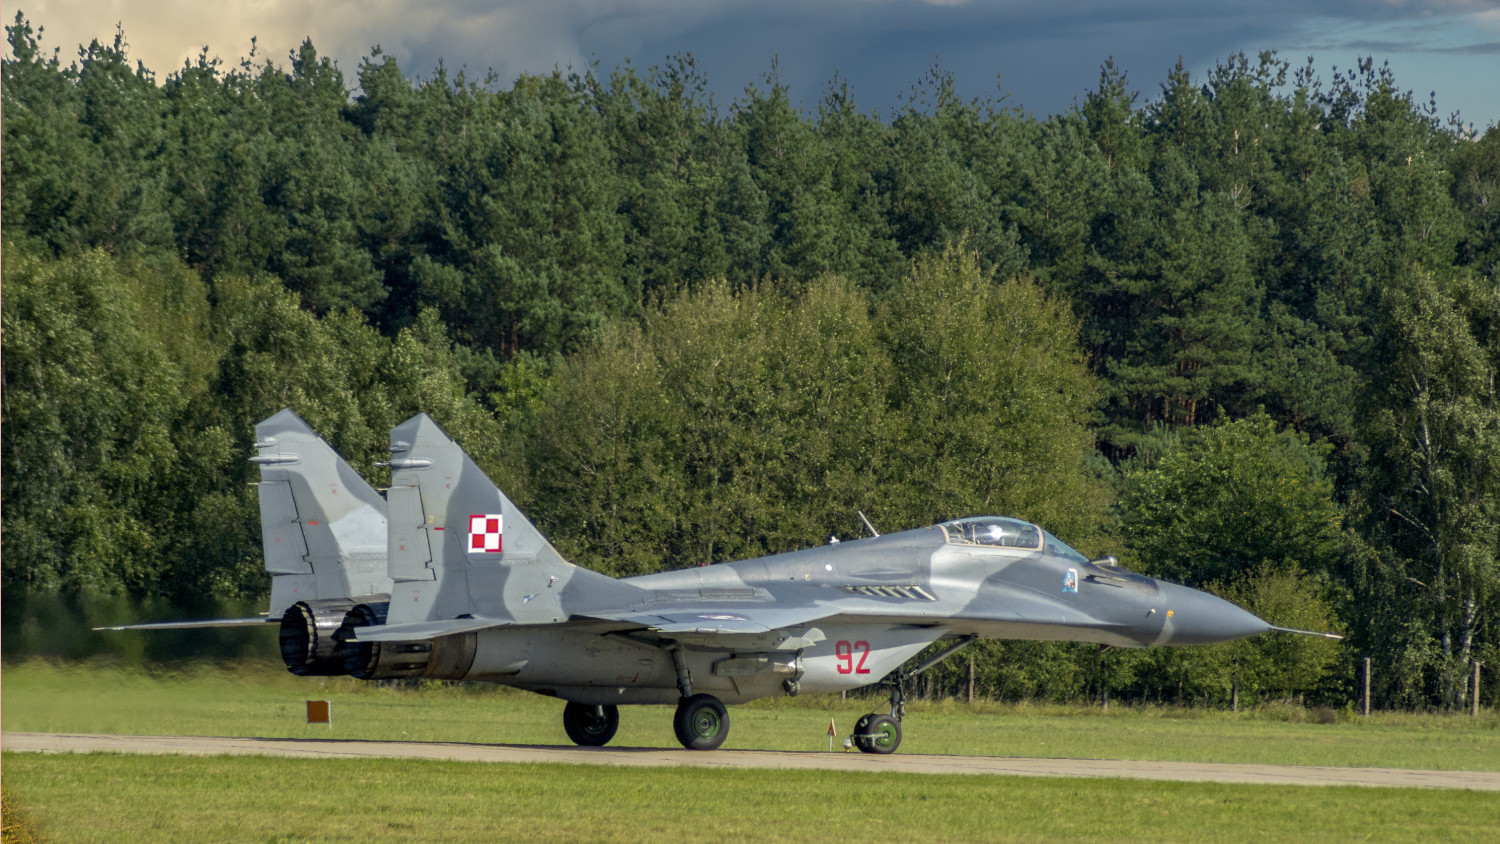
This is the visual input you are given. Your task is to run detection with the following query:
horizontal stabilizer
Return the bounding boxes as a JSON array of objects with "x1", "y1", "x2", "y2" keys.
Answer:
[
  {"x1": 93, "y1": 617, "x2": 272, "y2": 632},
  {"x1": 346, "y1": 617, "x2": 510, "y2": 642}
]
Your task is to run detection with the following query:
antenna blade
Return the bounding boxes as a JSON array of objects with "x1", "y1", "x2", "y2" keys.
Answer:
[{"x1": 857, "y1": 511, "x2": 880, "y2": 538}]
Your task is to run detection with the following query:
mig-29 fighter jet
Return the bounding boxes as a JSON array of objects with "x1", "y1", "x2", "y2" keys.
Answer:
[{"x1": 107, "y1": 410, "x2": 1332, "y2": 754}]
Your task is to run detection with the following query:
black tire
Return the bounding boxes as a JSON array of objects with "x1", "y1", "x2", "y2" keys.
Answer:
[
  {"x1": 673, "y1": 693, "x2": 729, "y2": 750},
  {"x1": 563, "y1": 702, "x2": 619, "y2": 747},
  {"x1": 851, "y1": 714, "x2": 874, "y2": 752},
  {"x1": 853, "y1": 713, "x2": 902, "y2": 754}
]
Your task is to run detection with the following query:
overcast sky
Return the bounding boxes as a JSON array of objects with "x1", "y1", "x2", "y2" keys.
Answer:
[{"x1": 17, "y1": 1, "x2": 1500, "y2": 130}]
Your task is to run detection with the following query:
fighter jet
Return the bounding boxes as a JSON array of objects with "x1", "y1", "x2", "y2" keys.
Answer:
[{"x1": 106, "y1": 409, "x2": 1334, "y2": 754}]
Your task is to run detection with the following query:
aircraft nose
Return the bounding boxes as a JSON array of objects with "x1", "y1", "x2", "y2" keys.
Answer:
[{"x1": 1157, "y1": 582, "x2": 1271, "y2": 645}]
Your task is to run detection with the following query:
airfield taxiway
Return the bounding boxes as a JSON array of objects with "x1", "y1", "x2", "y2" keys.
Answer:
[{"x1": 6, "y1": 732, "x2": 1498, "y2": 791}]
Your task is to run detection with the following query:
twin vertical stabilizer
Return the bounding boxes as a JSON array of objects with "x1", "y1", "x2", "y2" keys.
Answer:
[
  {"x1": 383, "y1": 413, "x2": 634, "y2": 627},
  {"x1": 251, "y1": 409, "x2": 391, "y2": 618},
  {"x1": 103, "y1": 409, "x2": 637, "y2": 661}
]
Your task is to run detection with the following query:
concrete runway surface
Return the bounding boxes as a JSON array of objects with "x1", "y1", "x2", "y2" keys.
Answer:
[{"x1": 6, "y1": 732, "x2": 1499, "y2": 791}]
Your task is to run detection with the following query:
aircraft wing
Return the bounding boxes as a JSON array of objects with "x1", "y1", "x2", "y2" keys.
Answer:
[
  {"x1": 93, "y1": 617, "x2": 272, "y2": 632},
  {"x1": 577, "y1": 604, "x2": 836, "y2": 636},
  {"x1": 346, "y1": 603, "x2": 841, "y2": 645}
]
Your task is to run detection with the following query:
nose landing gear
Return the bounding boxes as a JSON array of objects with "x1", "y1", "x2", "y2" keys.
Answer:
[
  {"x1": 852, "y1": 713, "x2": 902, "y2": 753},
  {"x1": 851, "y1": 634, "x2": 977, "y2": 755}
]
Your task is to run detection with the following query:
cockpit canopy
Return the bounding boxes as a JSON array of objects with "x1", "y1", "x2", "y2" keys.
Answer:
[
  {"x1": 939, "y1": 516, "x2": 1090, "y2": 564},
  {"x1": 941, "y1": 516, "x2": 1039, "y2": 549}
]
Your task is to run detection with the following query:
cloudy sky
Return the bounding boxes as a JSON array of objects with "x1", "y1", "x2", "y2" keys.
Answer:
[{"x1": 18, "y1": 1, "x2": 1500, "y2": 129}]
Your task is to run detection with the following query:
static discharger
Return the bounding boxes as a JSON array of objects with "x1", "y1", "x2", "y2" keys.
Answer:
[{"x1": 307, "y1": 700, "x2": 331, "y2": 727}]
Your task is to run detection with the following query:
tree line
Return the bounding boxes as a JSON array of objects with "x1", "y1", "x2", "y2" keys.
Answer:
[{"x1": 3, "y1": 13, "x2": 1497, "y2": 711}]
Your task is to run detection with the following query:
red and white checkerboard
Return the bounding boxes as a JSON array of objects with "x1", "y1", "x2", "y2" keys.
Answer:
[{"x1": 468, "y1": 513, "x2": 503, "y2": 553}]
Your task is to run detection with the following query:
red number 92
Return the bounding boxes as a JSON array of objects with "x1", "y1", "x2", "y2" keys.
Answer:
[{"x1": 835, "y1": 640, "x2": 871, "y2": 675}]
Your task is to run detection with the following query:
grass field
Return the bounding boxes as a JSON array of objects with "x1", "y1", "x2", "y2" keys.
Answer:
[
  {"x1": 4, "y1": 659, "x2": 1497, "y2": 770},
  {"x1": 6, "y1": 659, "x2": 1500, "y2": 843},
  {"x1": 5, "y1": 752, "x2": 1500, "y2": 844}
]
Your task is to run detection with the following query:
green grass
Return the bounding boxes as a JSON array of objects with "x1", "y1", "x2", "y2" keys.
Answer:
[
  {"x1": 7, "y1": 660, "x2": 1499, "y2": 843},
  {"x1": 6, "y1": 752, "x2": 1500, "y2": 844},
  {"x1": 4, "y1": 659, "x2": 1497, "y2": 771},
  {"x1": 1, "y1": 781, "x2": 45, "y2": 844}
]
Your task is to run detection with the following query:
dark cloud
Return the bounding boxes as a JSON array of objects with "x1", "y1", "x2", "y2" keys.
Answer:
[
  {"x1": 24, "y1": 0, "x2": 1498, "y2": 125},
  {"x1": 357, "y1": 1, "x2": 1492, "y2": 119},
  {"x1": 1450, "y1": 40, "x2": 1500, "y2": 54},
  {"x1": 555, "y1": 3, "x2": 1310, "y2": 115},
  {"x1": 1336, "y1": 40, "x2": 1432, "y2": 54}
]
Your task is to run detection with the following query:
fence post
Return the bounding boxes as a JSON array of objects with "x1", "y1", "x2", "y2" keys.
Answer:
[
  {"x1": 967, "y1": 656, "x2": 974, "y2": 705},
  {"x1": 1362, "y1": 657, "x2": 1371, "y2": 717},
  {"x1": 1473, "y1": 662, "x2": 1482, "y2": 718}
]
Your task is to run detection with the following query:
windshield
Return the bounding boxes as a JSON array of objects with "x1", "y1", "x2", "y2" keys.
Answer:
[
  {"x1": 1041, "y1": 529, "x2": 1090, "y2": 564},
  {"x1": 940, "y1": 517, "x2": 1041, "y2": 550}
]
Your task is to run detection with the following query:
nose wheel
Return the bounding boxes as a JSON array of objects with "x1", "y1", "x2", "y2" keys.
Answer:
[
  {"x1": 674, "y1": 693, "x2": 730, "y2": 750},
  {"x1": 852, "y1": 713, "x2": 902, "y2": 754}
]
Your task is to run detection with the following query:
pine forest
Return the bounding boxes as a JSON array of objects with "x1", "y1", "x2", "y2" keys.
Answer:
[{"x1": 4, "y1": 14, "x2": 1498, "y2": 712}]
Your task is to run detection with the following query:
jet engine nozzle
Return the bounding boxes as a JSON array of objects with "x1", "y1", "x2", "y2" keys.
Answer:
[
  {"x1": 279, "y1": 599, "x2": 359, "y2": 675},
  {"x1": 337, "y1": 602, "x2": 479, "y2": 681},
  {"x1": 336, "y1": 601, "x2": 390, "y2": 678}
]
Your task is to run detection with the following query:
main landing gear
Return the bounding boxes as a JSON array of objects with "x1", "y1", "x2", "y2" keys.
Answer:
[
  {"x1": 665, "y1": 640, "x2": 730, "y2": 750},
  {"x1": 851, "y1": 635, "x2": 978, "y2": 755},
  {"x1": 673, "y1": 693, "x2": 730, "y2": 750},
  {"x1": 561, "y1": 638, "x2": 733, "y2": 750},
  {"x1": 562, "y1": 702, "x2": 619, "y2": 747},
  {"x1": 560, "y1": 693, "x2": 732, "y2": 750}
]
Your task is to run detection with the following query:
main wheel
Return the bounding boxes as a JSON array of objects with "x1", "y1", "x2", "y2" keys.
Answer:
[
  {"x1": 563, "y1": 702, "x2": 619, "y2": 747},
  {"x1": 853, "y1": 713, "x2": 902, "y2": 754},
  {"x1": 673, "y1": 693, "x2": 729, "y2": 750}
]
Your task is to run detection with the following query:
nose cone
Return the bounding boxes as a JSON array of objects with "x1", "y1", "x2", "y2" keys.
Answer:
[{"x1": 1157, "y1": 582, "x2": 1271, "y2": 645}]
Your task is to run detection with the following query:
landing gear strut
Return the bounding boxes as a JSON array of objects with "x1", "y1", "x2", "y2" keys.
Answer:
[{"x1": 853, "y1": 635, "x2": 977, "y2": 755}]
